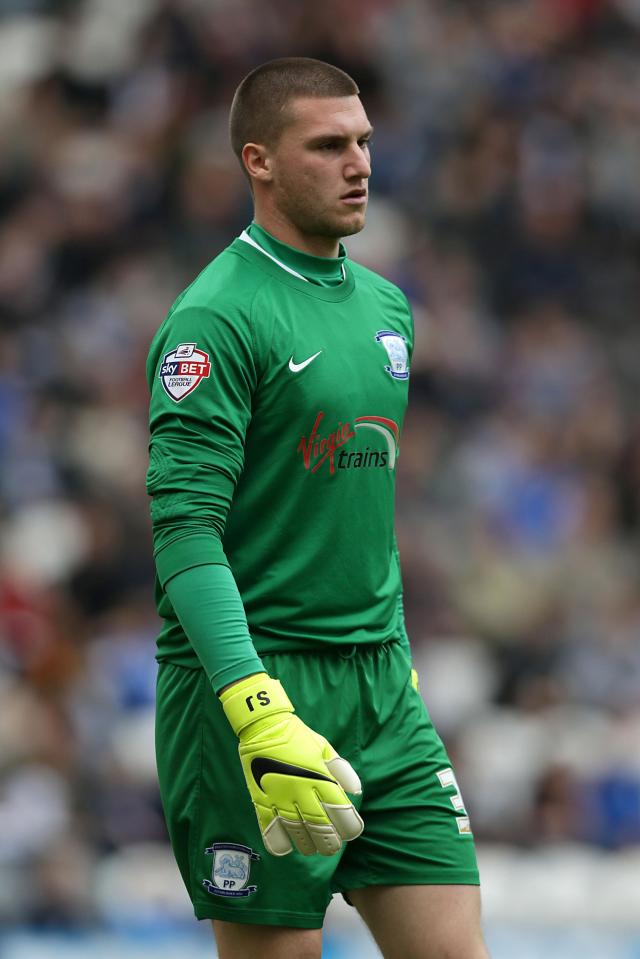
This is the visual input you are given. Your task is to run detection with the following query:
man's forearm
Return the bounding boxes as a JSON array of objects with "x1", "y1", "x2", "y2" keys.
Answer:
[{"x1": 165, "y1": 561, "x2": 265, "y2": 693}]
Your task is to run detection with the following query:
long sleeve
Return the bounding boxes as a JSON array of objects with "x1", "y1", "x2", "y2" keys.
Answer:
[
  {"x1": 147, "y1": 294, "x2": 262, "y2": 675},
  {"x1": 147, "y1": 301, "x2": 259, "y2": 580},
  {"x1": 165, "y1": 562, "x2": 264, "y2": 693}
]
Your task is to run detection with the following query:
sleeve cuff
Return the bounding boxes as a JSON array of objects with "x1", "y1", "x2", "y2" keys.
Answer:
[
  {"x1": 212, "y1": 658, "x2": 267, "y2": 696},
  {"x1": 154, "y1": 531, "x2": 229, "y2": 588}
]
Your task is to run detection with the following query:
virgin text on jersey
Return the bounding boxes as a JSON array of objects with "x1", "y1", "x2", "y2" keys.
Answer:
[
  {"x1": 297, "y1": 411, "x2": 399, "y2": 476},
  {"x1": 298, "y1": 411, "x2": 354, "y2": 475}
]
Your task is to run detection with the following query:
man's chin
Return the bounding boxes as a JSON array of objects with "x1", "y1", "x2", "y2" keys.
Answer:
[
  {"x1": 340, "y1": 215, "x2": 366, "y2": 238},
  {"x1": 298, "y1": 210, "x2": 367, "y2": 241},
  {"x1": 332, "y1": 210, "x2": 367, "y2": 238}
]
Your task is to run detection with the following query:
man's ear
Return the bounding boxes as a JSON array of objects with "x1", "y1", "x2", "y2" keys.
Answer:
[{"x1": 242, "y1": 143, "x2": 273, "y2": 184}]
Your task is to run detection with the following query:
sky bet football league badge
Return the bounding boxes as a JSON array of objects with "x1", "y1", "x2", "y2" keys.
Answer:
[
  {"x1": 159, "y1": 342, "x2": 211, "y2": 401},
  {"x1": 202, "y1": 843, "x2": 260, "y2": 898},
  {"x1": 375, "y1": 330, "x2": 409, "y2": 380}
]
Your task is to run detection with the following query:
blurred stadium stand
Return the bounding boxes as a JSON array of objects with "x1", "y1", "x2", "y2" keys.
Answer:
[{"x1": 2, "y1": 1, "x2": 640, "y2": 956}]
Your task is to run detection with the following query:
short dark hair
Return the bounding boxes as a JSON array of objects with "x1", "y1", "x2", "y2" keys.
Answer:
[{"x1": 229, "y1": 57, "x2": 359, "y2": 168}]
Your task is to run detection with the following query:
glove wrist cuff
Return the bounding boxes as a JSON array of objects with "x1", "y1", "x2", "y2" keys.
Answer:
[{"x1": 220, "y1": 672, "x2": 294, "y2": 735}]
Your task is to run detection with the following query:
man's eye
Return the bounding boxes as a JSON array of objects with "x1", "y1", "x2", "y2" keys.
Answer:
[{"x1": 320, "y1": 142, "x2": 339, "y2": 150}]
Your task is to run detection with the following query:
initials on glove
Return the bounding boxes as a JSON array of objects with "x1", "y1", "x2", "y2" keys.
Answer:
[{"x1": 220, "y1": 672, "x2": 363, "y2": 857}]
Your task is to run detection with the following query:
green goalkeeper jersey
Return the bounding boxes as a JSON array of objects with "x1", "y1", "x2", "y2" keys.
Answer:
[{"x1": 147, "y1": 227, "x2": 413, "y2": 668}]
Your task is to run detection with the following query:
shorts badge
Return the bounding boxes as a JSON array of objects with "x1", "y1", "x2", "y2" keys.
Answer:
[
  {"x1": 375, "y1": 330, "x2": 409, "y2": 380},
  {"x1": 202, "y1": 842, "x2": 260, "y2": 898},
  {"x1": 159, "y1": 342, "x2": 211, "y2": 401}
]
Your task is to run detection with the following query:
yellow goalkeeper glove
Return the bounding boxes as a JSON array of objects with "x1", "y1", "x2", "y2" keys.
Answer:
[{"x1": 220, "y1": 672, "x2": 363, "y2": 857}]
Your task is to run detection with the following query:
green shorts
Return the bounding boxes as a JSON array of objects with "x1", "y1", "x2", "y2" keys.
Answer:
[{"x1": 155, "y1": 639, "x2": 479, "y2": 928}]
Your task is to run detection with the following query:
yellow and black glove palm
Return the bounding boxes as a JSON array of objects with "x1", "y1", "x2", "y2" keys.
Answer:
[{"x1": 220, "y1": 673, "x2": 363, "y2": 857}]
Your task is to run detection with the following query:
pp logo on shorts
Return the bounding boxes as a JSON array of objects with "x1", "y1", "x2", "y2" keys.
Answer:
[
  {"x1": 159, "y1": 342, "x2": 211, "y2": 402},
  {"x1": 202, "y1": 842, "x2": 260, "y2": 898}
]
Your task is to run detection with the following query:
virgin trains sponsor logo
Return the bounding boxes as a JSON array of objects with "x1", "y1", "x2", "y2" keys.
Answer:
[
  {"x1": 159, "y1": 342, "x2": 211, "y2": 401},
  {"x1": 297, "y1": 411, "x2": 399, "y2": 476}
]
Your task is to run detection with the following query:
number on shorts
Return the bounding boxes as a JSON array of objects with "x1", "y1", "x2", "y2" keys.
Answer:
[{"x1": 437, "y1": 767, "x2": 472, "y2": 835}]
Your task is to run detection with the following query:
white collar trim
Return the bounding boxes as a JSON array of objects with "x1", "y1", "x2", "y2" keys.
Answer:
[
  {"x1": 239, "y1": 230, "x2": 309, "y2": 282},
  {"x1": 239, "y1": 229, "x2": 346, "y2": 283}
]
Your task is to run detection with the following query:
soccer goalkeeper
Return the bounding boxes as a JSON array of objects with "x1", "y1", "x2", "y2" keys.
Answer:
[{"x1": 147, "y1": 57, "x2": 489, "y2": 959}]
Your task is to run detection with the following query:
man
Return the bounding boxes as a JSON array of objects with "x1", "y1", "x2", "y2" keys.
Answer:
[{"x1": 147, "y1": 57, "x2": 489, "y2": 959}]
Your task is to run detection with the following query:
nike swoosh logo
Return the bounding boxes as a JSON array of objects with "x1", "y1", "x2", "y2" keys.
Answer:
[
  {"x1": 288, "y1": 350, "x2": 322, "y2": 373},
  {"x1": 251, "y1": 757, "x2": 334, "y2": 791}
]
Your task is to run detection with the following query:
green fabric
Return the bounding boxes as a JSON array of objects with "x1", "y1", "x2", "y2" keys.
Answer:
[
  {"x1": 147, "y1": 229, "x2": 413, "y2": 672},
  {"x1": 164, "y1": 563, "x2": 264, "y2": 693},
  {"x1": 393, "y1": 538, "x2": 412, "y2": 660},
  {"x1": 247, "y1": 222, "x2": 346, "y2": 286},
  {"x1": 155, "y1": 641, "x2": 479, "y2": 924},
  {"x1": 154, "y1": 530, "x2": 228, "y2": 588}
]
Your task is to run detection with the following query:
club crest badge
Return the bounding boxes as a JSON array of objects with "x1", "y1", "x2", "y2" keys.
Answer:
[
  {"x1": 159, "y1": 342, "x2": 211, "y2": 401},
  {"x1": 375, "y1": 330, "x2": 409, "y2": 380},
  {"x1": 202, "y1": 842, "x2": 260, "y2": 898}
]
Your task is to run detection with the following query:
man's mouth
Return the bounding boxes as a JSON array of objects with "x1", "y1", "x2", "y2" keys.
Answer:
[{"x1": 340, "y1": 188, "x2": 368, "y2": 205}]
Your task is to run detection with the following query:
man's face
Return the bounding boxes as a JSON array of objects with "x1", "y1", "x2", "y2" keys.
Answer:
[{"x1": 267, "y1": 95, "x2": 372, "y2": 242}]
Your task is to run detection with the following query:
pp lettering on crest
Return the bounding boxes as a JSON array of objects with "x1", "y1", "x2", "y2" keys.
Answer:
[
  {"x1": 375, "y1": 330, "x2": 409, "y2": 380},
  {"x1": 202, "y1": 842, "x2": 260, "y2": 898},
  {"x1": 159, "y1": 343, "x2": 211, "y2": 402}
]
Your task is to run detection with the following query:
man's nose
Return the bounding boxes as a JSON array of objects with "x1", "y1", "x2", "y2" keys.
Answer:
[{"x1": 345, "y1": 144, "x2": 371, "y2": 179}]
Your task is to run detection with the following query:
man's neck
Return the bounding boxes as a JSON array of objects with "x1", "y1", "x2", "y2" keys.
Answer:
[
  {"x1": 245, "y1": 223, "x2": 346, "y2": 288},
  {"x1": 253, "y1": 212, "x2": 340, "y2": 258}
]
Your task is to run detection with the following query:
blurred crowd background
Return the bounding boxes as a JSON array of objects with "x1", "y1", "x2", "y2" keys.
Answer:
[{"x1": 2, "y1": 0, "x2": 640, "y2": 946}]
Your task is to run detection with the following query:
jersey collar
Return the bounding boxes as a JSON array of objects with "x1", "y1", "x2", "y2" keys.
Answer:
[{"x1": 241, "y1": 223, "x2": 347, "y2": 287}]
